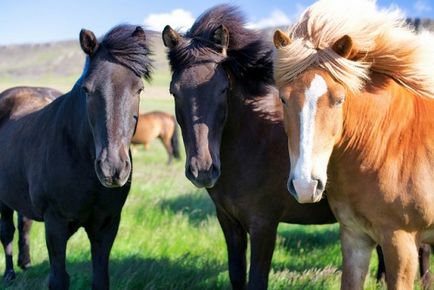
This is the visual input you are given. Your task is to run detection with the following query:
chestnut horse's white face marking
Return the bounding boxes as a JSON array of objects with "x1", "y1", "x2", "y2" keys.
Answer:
[
  {"x1": 292, "y1": 74, "x2": 328, "y2": 202},
  {"x1": 280, "y1": 70, "x2": 345, "y2": 204}
]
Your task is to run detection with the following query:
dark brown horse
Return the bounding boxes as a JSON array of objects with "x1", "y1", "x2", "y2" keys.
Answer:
[
  {"x1": 0, "y1": 86, "x2": 62, "y2": 280},
  {"x1": 163, "y1": 5, "x2": 431, "y2": 289},
  {"x1": 0, "y1": 25, "x2": 151, "y2": 289},
  {"x1": 163, "y1": 5, "x2": 335, "y2": 289},
  {"x1": 131, "y1": 111, "x2": 180, "y2": 163}
]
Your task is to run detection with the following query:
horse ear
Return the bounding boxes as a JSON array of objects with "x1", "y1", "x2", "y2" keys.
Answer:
[
  {"x1": 80, "y1": 29, "x2": 98, "y2": 56},
  {"x1": 212, "y1": 25, "x2": 230, "y2": 51},
  {"x1": 273, "y1": 29, "x2": 291, "y2": 49},
  {"x1": 332, "y1": 35, "x2": 353, "y2": 58},
  {"x1": 162, "y1": 25, "x2": 181, "y2": 49},
  {"x1": 132, "y1": 26, "x2": 146, "y2": 40}
]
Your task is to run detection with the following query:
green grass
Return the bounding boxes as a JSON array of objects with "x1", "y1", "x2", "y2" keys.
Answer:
[
  {"x1": 0, "y1": 86, "x2": 426, "y2": 289},
  {"x1": 0, "y1": 125, "x2": 384, "y2": 290}
]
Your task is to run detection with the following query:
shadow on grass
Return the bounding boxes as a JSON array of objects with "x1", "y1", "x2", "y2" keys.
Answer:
[
  {"x1": 272, "y1": 226, "x2": 341, "y2": 272},
  {"x1": 159, "y1": 191, "x2": 216, "y2": 226},
  {"x1": 4, "y1": 255, "x2": 228, "y2": 290},
  {"x1": 278, "y1": 226, "x2": 340, "y2": 252}
]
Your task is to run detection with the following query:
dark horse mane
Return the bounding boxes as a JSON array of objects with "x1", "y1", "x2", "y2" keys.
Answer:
[
  {"x1": 99, "y1": 25, "x2": 153, "y2": 80},
  {"x1": 0, "y1": 25, "x2": 153, "y2": 129},
  {"x1": 167, "y1": 5, "x2": 274, "y2": 97}
]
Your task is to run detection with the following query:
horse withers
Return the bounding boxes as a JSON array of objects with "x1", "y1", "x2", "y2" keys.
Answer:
[
  {"x1": 0, "y1": 86, "x2": 62, "y2": 280},
  {"x1": 131, "y1": 111, "x2": 180, "y2": 163},
  {"x1": 0, "y1": 25, "x2": 151, "y2": 289},
  {"x1": 274, "y1": 0, "x2": 434, "y2": 288}
]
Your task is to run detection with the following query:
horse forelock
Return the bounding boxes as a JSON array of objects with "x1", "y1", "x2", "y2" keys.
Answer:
[{"x1": 274, "y1": 0, "x2": 434, "y2": 99}]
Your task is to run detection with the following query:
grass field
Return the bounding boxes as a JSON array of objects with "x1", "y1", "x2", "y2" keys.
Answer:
[{"x1": 0, "y1": 79, "x2": 426, "y2": 289}]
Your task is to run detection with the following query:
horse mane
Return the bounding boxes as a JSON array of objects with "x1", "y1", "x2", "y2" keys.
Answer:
[
  {"x1": 168, "y1": 5, "x2": 274, "y2": 96},
  {"x1": 274, "y1": 0, "x2": 434, "y2": 99},
  {"x1": 101, "y1": 25, "x2": 152, "y2": 80}
]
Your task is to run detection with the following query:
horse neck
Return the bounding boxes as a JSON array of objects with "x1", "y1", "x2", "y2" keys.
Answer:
[
  {"x1": 221, "y1": 80, "x2": 284, "y2": 159},
  {"x1": 337, "y1": 74, "x2": 434, "y2": 171},
  {"x1": 54, "y1": 84, "x2": 93, "y2": 155},
  {"x1": 225, "y1": 81, "x2": 281, "y2": 136}
]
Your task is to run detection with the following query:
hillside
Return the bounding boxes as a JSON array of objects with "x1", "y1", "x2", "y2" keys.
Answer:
[
  {"x1": 0, "y1": 30, "x2": 170, "y2": 91},
  {"x1": 0, "y1": 19, "x2": 433, "y2": 91}
]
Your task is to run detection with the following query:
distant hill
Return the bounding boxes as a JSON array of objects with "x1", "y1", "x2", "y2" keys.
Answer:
[
  {"x1": 0, "y1": 19, "x2": 433, "y2": 89},
  {"x1": 0, "y1": 30, "x2": 169, "y2": 88}
]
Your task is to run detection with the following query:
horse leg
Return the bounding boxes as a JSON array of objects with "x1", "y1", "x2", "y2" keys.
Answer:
[
  {"x1": 379, "y1": 242, "x2": 433, "y2": 289},
  {"x1": 216, "y1": 208, "x2": 247, "y2": 290},
  {"x1": 375, "y1": 245, "x2": 386, "y2": 282},
  {"x1": 247, "y1": 222, "x2": 278, "y2": 290},
  {"x1": 17, "y1": 214, "x2": 32, "y2": 270},
  {"x1": 419, "y1": 244, "x2": 432, "y2": 290},
  {"x1": 340, "y1": 226, "x2": 375, "y2": 290},
  {"x1": 160, "y1": 136, "x2": 174, "y2": 164},
  {"x1": 0, "y1": 204, "x2": 16, "y2": 281},
  {"x1": 143, "y1": 142, "x2": 150, "y2": 150},
  {"x1": 381, "y1": 230, "x2": 418, "y2": 290},
  {"x1": 44, "y1": 215, "x2": 75, "y2": 290},
  {"x1": 85, "y1": 215, "x2": 120, "y2": 290}
]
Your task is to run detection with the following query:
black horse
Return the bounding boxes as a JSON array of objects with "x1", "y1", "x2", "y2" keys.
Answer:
[
  {"x1": 0, "y1": 86, "x2": 62, "y2": 280},
  {"x1": 0, "y1": 25, "x2": 151, "y2": 289}
]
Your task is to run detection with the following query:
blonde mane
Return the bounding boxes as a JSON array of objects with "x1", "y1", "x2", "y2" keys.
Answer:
[{"x1": 274, "y1": 0, "x2": 434, "y2": 98}]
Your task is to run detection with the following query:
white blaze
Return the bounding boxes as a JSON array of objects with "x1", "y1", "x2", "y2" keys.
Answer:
[{"x1": 293, "y1": 74, "x2": 327, "y2": 182}]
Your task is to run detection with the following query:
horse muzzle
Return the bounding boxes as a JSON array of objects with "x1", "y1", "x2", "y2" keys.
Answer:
[
  {"x1": 95, "y1": 155, "x2": 131, "y2": 188},
  {"x1": 287, "y1": 177, "x2": 324, "y2": 203},
  {"x1": 185, "y1": 163, "x2": 220, "y2": 188}
]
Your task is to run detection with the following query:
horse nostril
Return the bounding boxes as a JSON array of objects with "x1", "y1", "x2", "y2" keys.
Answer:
[
  {"x1": 316, "y1": 179, "x2": 325, "y2": 192},
  {"x1": 210, "y1": 164, "x2": 220, "y2": 179},
  {"x1": 287, "y1": 179, "x2": 297, "y2": 198},
  {"x1": 187, "y1": 165, "x2": 198, "y2": 178}
]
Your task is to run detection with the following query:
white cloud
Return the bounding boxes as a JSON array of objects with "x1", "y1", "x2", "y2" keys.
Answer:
[
  {"x1": 414, "y1": 0, "x2": 432, "y2": 13},
  {"x1": 144, "y1": 9, "x2": 194, "y2": 32},
  {"x1": 247, "y1": 5, "x2": 306, "y2": 29},
  {"x1": 247, "y1": 9, "x2": 291, "y2": 29}
]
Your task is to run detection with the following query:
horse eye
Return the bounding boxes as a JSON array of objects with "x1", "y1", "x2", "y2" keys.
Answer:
[
  {"x1": 280, "y1": 96, "x2": 287, "y2": 105},
  {"x1": 221, "y1": 88, "x2": 228, "y2": 95},
  {"x1": 82, "y1": 86, "x2": 90, "y2": 95},
  {"x1": 137, "y1": 88, "x2": 143, "y2": 95},
  {"x1": 335, "y1": 96, "x2": 345, "y2": 106}
]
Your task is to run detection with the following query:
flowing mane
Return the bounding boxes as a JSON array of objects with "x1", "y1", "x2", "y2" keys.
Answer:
[
  {"x1": 274, "y1": 0, "x2": 434, "y2": 98},
  {"x1": 167, "y1": 4, "x2": 274, "y2": 96},
  {"x1": 100, "y1": 25, "x2": 153, "y2": 80}
]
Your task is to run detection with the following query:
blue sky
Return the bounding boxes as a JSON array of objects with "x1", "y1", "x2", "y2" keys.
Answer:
[{"x1": 0, "y1": 0, "x2": 433, "y2": 45}]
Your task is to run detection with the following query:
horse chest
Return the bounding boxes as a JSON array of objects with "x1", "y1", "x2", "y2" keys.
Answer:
[{"x1": 328, "y1": 158, "x2": 434, "y2": 234}]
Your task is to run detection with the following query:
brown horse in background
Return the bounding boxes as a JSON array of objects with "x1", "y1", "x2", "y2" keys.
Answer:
[
  {"x1": 0, "y1": 86, "x2": 62, "y2": 281},
  {"x1": 274, "y1": 0, "x2": 434, "y2": 288},
  {"x1": 131, "y1": 111, "x2": 180, "y2": 163}
]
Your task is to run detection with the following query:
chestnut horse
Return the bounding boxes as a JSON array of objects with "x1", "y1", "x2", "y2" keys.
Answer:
[
  {"x1": 131, "y1": 111, "x2": 180, "y2": 163},
  {"x1": 0, "y1": 86, "x2": 62, "y2": 280},
  {"x1": 0, "y1": 25, "x2": 151, "y2": 289},
  {"x1": 274, "y1": 0, "x2": 434, "y2": 289}
]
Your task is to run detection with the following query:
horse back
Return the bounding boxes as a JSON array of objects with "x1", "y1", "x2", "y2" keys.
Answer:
[
  {"x1": 132, "y1": 111, "x2": 176, "y2": 143},
  {"x1": 0, "y1": 86, "x2": 62, "y2": 126}
]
